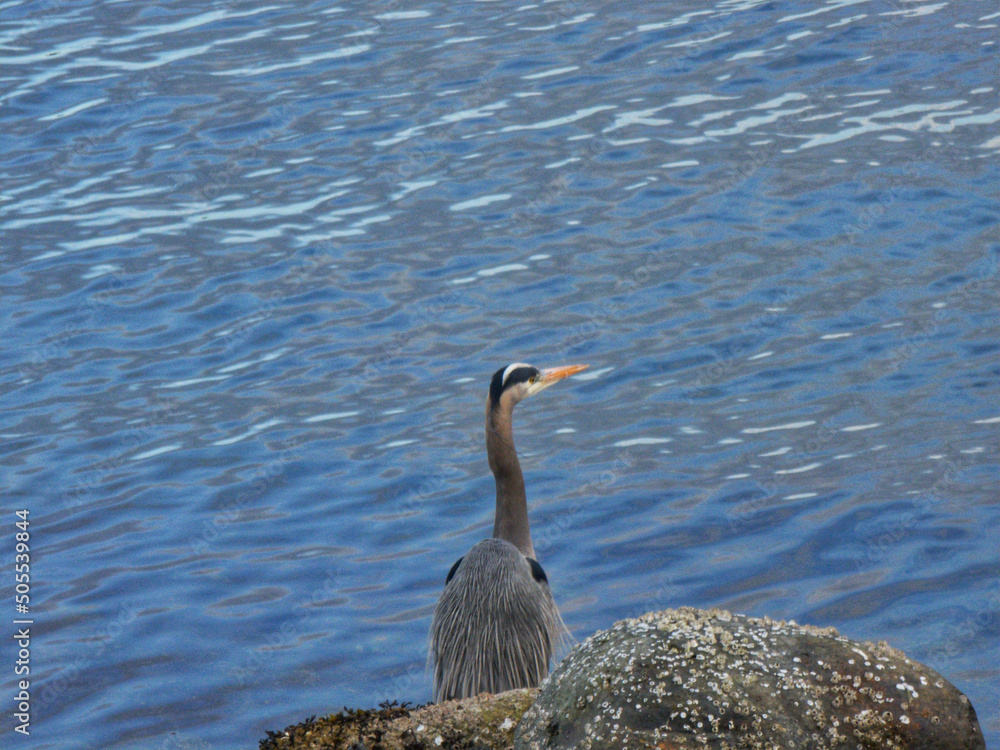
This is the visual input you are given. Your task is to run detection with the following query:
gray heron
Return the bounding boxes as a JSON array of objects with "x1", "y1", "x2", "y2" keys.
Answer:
[{"x1": 429, "y1": 362, "x2": 589, "y2": 702}]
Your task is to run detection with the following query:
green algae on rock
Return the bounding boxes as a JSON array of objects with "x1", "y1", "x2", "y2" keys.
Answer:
[{"x1": 514, "y1": 607, "x2": 985, "y2": 750}]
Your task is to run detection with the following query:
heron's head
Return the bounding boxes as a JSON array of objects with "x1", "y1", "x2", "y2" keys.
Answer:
[{"x1": 488, "y1": 362, "x2": 589, "y2": 412}]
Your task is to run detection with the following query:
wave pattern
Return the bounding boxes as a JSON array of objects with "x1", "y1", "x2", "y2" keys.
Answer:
[{"x1": 0, "y1": 0, "x2": 997, "y2": 747}]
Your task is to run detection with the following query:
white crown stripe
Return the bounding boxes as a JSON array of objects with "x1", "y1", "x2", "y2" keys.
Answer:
[{"x1": 502, "y1": 362, "x2": 533, "y2": 386}]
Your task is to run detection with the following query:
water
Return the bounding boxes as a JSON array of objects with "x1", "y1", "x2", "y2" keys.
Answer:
[{"x1": 1, "y1": 0, "x2": 997, "y2": 748}]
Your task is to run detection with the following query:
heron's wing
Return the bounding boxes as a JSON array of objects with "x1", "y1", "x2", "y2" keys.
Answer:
[
  {"x1": 429, "y1": 538, "x2": 563, "y2": 702},
  {"x1": 445, "y1": 556, "x2": 463, "y2": 584}
]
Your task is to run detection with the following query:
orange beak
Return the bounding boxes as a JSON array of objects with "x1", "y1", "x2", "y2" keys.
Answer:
[{"x1": 539, "y1": 364, "x2": 590, "y2": 385}]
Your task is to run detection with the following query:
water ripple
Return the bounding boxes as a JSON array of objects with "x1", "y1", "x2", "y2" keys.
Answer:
[{"x1": 0, "y1": 0, "x2": 996, "y2": 748}]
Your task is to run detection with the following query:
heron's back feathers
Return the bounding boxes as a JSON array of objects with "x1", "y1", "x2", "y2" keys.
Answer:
[{"x1": 429, "y1": 538, "x2": 565, "y2": 702}]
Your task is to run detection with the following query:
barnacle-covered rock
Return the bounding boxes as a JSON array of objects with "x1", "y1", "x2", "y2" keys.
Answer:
[
  {"x1": 514, "y1": 607, "x2": 985, "y2": 750},
  {"x1": 259, "y1": 690, "x2": 536, "y2": 750}
]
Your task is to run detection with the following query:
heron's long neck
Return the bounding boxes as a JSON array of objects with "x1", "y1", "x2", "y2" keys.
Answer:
[{"x1": 486, "y1": 400, "x2": 535, "y2": 559}]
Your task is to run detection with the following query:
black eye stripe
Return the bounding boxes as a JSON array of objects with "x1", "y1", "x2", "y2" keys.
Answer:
[
  {"x1": 504, "y1": 367, "x2": 538, "y2": 387},
  {"x1": 489, "y1": 364, "x2": 540, "y2": 407}
]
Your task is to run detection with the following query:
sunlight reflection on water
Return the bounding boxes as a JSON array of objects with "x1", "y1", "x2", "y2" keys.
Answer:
[{"x1": 1, "y1": 0, "x2": 998, "y2": 747}]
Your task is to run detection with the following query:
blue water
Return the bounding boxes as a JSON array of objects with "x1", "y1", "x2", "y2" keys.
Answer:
[{"x1": 1, "y1": 1, "x2": 998, "y2": 748}]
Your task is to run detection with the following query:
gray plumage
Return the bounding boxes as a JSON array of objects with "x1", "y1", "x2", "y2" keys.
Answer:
[
  {"x1": 430, "y1": 538, "x2": 564, "y2": 702},
  {"x1": 429, "y1": 362, "x2": 586, "y2": 703}
]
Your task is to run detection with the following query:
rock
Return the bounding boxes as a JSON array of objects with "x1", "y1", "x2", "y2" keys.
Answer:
[
  {"x1": 259, "y1": 690, "x2": 537, "y2": 750},
  {"x1": 514, "y1": 607, "x2": 985, "y2": 750}
]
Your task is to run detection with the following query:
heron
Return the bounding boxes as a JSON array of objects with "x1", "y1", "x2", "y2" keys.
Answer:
[{"x1": 429, "y1": 361, "x2": 589, "y2": 702}]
